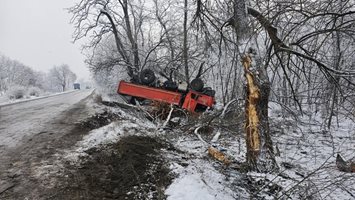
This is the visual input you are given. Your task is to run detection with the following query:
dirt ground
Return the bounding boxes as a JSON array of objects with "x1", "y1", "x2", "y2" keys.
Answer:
[
  {"x1": 50, "y1": 135, "x2": 173, "y2": 200},
  {"x1": 0, "y1": 99, "x2": 174, "y2": 200},
  {"x1": 1, "y1": 97, "x2": 320, "y2": 199}
]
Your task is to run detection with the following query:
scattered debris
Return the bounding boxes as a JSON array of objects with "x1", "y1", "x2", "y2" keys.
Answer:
[
  {"x1": 2, "y1": 91, "x2": 354, "y2": 199},
  {"x1": 193, "y1": 126, "x2": 231, "y2": 165},
  {"x1": 208, "y1": 146, "x2": 231, "y2": 165},
  {"x1": 336, "y1": 154, "x2": 355, "y2": 173},
  {"x1": 162, "y1": 104, "x2": 174, "y2": 127},
  {"x1": 210, "y1": 131, "x2": 221, "y2": 143}
]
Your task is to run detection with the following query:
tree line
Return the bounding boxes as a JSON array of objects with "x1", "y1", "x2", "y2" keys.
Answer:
[
  {"x1": 69, "y1": 0, "x2": 355, "y2": 171},
  {"x1": 0, "y1": 54, "x2": 77, "y2": 99}
]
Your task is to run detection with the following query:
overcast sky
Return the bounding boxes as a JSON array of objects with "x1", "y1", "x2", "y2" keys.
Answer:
[{"x1": 0, "y1": 0, "x2": 90, "y2": 81}]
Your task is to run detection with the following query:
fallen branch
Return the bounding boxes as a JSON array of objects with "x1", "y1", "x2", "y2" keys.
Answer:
[
  {"x1": 208, "y1": 146, "x2": 231, "y2": 165},
  {"x1": 162, "y1": 104, "x2": 174, "y2": 127},
  {"x1": 194, "y1": 126, "x2": 231, "y2": 165},
  {"x1": 194, "y1": 126, "x2": 209, "y2": 145},
  {"x1": 220, "y1": 99, "x2": 238, "y2": 118},
  {"x1": 210, "y1": 131, "x2": 221, "y2": 143}
]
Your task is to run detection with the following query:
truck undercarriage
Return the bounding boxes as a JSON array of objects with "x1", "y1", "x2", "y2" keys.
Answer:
[{"x1": 117, "y1": 69, "x2": 215, "y2": 112}]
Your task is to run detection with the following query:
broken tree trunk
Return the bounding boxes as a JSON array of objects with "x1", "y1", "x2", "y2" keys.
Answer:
[{"x1": 242, "y1": 53, "x2": 278, "y2": 172}]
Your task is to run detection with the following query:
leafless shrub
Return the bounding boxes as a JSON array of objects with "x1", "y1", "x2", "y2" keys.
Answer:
[
  {"x1": 7, "y1": 85, "x2": 26, "y2": 99},
  {"x1": 28, "y1": 86, "x2": 41, "y2": 97}
]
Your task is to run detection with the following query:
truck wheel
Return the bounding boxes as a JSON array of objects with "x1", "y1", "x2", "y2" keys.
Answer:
[
  {"x1": 140, "y1": 69, "x2": 156, "y2": 85},
  {"x1": 163, "y1": 80, "x2": 178, "y2": 91},
  {"x1": 202, "y1": 88, "x2": 215, "y2": 97},
  {"x1": 190, "y1": 78, "x2": 204, "y2": 91}
]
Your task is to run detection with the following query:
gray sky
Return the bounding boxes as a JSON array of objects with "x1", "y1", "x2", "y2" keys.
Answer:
[{"x1": 0, "y1": 0, "x2": 90, "y2": 80}]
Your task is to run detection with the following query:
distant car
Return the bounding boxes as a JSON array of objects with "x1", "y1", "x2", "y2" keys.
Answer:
[{"x1": 74, "y1": 83, "x2": 80, "y2": 90}]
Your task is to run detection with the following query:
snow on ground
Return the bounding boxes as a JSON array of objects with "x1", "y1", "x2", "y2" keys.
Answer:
[
  {"x1": 47, "y1": 96, "x2": 239, "y2": 199},
  {"x1": 0, "y1": 89, "x2": 78, "y2": 107},
  {"x1": 165, "y1": 130, "x2": 249, "y2": 199},
  {"x1": 33, "y1": 95, "x2": 354, "y2": 199},
  {"x1": 64, "y1": 119, "x2": 155, "y2": 165},
  {"x1": 269, "y1": 102, "x2": 355, "y2": 199},
  {"x1": 165, "y1": 102, "x2": 355, "y2": 199},
  {"x1": 166, "y1": 160, "x2": 239, "y2": 200}
]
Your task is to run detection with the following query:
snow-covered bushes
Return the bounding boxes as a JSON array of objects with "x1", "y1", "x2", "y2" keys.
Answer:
[
  {"x1": 7, "y1": 85, "x2": 26, "y2": 99},
  {"x1": 28, "y1": 86, "x2": 41, "y2": 97},
  {"x1": 92, "y1": 67, "x2": 129, "y2": 96},
  {"x1": 5, "y1": 86, "x2": 42, "y2": 100}
]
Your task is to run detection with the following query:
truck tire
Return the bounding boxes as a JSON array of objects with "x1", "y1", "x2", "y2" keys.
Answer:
[
  {"x1": 190, "y1": 78, "x2": 204, "y2": 91},
  {"x1": 140, "y1": 69, "x2": 156, "y2": 85},
  {"x1": 163, "y1": 80, "x2": 178, "y2": 91},
  {"x1": 202, "y1": 87, "x2": 215, "y2": 97}
]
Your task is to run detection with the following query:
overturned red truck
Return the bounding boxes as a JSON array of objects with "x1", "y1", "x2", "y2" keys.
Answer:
[{"x1": 117, "y1": 69, "x2": 216, "y2": 113}]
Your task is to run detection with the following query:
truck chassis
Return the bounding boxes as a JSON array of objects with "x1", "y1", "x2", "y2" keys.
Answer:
[{"x1": 117, "y1": 81, "x2": 215, "y2": 113}]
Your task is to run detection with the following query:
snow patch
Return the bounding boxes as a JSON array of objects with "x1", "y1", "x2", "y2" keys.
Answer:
[{"x1": 166, "y1": 160, "x2": 238, "y2": 200}]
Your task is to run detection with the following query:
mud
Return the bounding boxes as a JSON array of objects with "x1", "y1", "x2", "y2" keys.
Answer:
[
  {"x1": 0, "y1": 100, "x2": 94, "y2": 199},
  {"x1": 80, "y1": 110, "x2": 122, "y2": 130},
  {"x1": 51, "y1": 136, "x2": 172, "y2": 200},
  {"x1": 0, "y1": 96, "x2": 174, "y2": 200}
]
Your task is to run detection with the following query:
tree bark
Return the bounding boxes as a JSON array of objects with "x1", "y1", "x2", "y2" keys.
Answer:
[
  {"x1": 183, "y1": 0, "x2": 189, "y2": 83},
  {"x1": 120, "y1": 0, "x2": 140, "y2": 71},
  {"x1": 100, "y1": 10, "x2": 132, "y2": 75},
  {"x1": 327, "y1": 13, "x2": 342, "y2": 129},
  {"x1": 154, "y1": 0, "x2": 175, "y2": 61},
  {"x1": 242, "y1": 54, "x2": 277, "y2": 172}
]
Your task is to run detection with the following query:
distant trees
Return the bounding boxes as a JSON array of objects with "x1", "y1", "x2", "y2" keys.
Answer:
[
  {"x1": 0, "y1": 54, "x2": 77, "y2": 98},
  {"x1": 49, "y1": 64, "x2": 77, "y2": 92},
  {"x1": 0, "y1": 54, "x2": 40, "y2": 93},
  {"x1": 0, "y1": 55, "x2": 9, "y2": 92}
]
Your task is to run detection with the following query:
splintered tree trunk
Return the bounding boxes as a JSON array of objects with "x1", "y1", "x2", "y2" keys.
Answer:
[{"x1": 242, "y1": 54, "x2": 277, "y2": 172}]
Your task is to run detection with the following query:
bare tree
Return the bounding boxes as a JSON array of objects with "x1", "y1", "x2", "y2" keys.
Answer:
[
  {"x1": 49, "y1": 64, "x2": 77, "y2": 92},
  {"x1": 191, "y1": 0, "x2": 355, "y2": 171},
  {"x1": 183, "y1": 0, "x2": 189, "y2": 83},
  {"x1": 69, "y1": 0, "x2": 166, "y2": 77},
  {"x1": 0, "y1": 54, "x2": 40, "y2": 92},
  {"x1": 69, "y1": 0, "x2": 355, "y2": 173}
]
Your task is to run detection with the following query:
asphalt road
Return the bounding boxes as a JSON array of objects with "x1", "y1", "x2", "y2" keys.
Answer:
[
  {"x1": 0, "y1": 89, "x2": 95, "y2": 198},
  {"x1": 0, "y1": 90, "x2": 93, "y2": 148}
]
